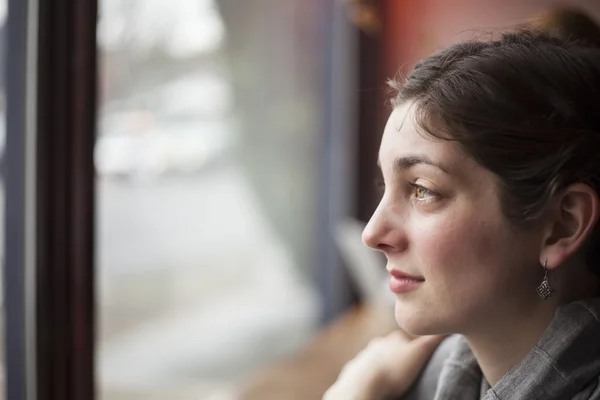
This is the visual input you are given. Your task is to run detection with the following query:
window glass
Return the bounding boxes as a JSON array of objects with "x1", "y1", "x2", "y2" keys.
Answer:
[{"x1": 96, "y1": 1, "x2": 324, "y2": 397}]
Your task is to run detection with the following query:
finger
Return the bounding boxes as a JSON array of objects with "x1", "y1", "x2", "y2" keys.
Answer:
[
  {"x1": 382, "y1": 334, "x2": 448, "y2": 395},
  {"x1": 405, "y1": 334, "x2": 448, "y2": 363},
  {"x1": 392, "y1": 328, "x2": 417, "y2": 340},
  {"x1": 413, "y1": 334, "x2": 449, "y2": 349}
]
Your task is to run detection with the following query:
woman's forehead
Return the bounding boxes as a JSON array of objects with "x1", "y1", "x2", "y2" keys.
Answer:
[
  {"x1": 380, "y1": 105, "x2": 483, "y2": 181},
  {"x1": 381, "y1": 106, "x2": 454, "y2": 163}
]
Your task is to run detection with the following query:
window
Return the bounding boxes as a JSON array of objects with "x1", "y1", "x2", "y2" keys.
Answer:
[{"x1": 96, "y1": 1, "x2": 327, "y2": 397}]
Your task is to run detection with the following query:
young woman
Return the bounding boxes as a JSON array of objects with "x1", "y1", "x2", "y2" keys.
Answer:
[{"x1": 324, "y1": 9, "x2": 600, "y2": 400}]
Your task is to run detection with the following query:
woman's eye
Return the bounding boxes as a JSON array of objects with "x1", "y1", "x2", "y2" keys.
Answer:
[{"x1": 411, "y1": 184, "x2": 437, "y2": 201}]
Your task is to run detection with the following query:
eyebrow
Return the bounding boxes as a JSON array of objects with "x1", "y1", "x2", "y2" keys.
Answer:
[{"x1": 377, "y1": 155, "x2": 450, "y2": 174}]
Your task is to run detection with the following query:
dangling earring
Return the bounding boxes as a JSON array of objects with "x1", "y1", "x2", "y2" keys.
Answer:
[{"x1": 536, "y1": 260, "x2": 555, "y2": 300}]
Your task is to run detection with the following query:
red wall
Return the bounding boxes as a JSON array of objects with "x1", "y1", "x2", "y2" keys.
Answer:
[{"x1": 383, "y1": 0, "x2": 600, "y2": 79}]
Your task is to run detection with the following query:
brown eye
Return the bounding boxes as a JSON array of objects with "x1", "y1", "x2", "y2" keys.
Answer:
[
  {"x1": 415, "y1": 186, "x2": 429, "y2": 198},
  {"x1": 411, "y1": 184, "x2": 437, "y2": 201}
]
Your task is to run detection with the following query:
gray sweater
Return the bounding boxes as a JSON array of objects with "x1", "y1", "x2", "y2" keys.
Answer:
[{"x1": 403, "y1": 298, "x2": 600, "y2": 399}]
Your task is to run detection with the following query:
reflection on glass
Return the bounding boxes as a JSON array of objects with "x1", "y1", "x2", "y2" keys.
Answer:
[{"x1": 96, "y1": 0, "x2": 322, "y2": 398}]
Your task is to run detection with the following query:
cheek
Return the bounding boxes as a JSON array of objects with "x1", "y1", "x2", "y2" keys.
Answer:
[{"x1": 411, "y1": 212, "x2": 509, "y2": 279}]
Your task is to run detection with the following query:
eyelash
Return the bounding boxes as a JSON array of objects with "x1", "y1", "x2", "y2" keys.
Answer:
[
  {"x1": 409, "y1": 183, "x2": 438, "y2": 203},
  {"x1": 374, "y1": 179, "x2": 439, "y2": 203}
]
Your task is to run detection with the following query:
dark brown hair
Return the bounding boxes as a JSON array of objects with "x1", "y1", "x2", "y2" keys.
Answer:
[{"x1": 389, "y1": 9, "x2": 600, "y2": 273}]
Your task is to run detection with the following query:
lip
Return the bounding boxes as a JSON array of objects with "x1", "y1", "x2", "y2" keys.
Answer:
[
  {"x1": 389, "y1": 269, "x2": 424, "y2": 280},
  {"x1": 388, "y1": 269, "x2": 424, "y2": 294}
]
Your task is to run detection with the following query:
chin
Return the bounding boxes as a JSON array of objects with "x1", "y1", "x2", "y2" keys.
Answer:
[{"x1": 394, "y1": 298, "x2": 448, "y2": 336}]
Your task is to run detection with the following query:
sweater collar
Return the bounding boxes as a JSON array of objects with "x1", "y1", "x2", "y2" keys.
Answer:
[{"x1": 435, "y1": 298, "x2": 600, "y2": 400}]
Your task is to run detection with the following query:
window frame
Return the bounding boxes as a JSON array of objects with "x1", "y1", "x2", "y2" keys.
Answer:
[{"x1": 5, "y1": 0, "x2": 98, "y2": 399}]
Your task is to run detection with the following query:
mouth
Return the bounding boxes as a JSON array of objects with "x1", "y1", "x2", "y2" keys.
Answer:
[{"x1": 388, "y1": 269, "x2": 424, "y2": 294}]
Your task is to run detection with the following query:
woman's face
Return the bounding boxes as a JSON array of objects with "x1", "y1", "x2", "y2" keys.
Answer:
[{"x1": 363, "y1": 103, "x2": 545, "y2": 335}]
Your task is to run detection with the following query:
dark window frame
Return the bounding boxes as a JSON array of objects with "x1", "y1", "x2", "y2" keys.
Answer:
[{"x1": 5, "y1": 0, "x2": 98, "y2": 399}]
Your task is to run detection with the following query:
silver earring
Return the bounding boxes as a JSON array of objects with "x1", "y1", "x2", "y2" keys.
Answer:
[{"x1": 536, "y1": 260, "x2": 555, "y2": 300}]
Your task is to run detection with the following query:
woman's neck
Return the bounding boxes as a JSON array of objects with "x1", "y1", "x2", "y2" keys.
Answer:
[
  {"x1": 464, "y1": 265, "x2": 600, "y2": 387},
  {"x1": 464, "y1": 300, "x2": 557, "y2": 386}
]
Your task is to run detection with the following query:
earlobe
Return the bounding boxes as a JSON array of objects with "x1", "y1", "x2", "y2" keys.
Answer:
[{"x1": 543, "y1": 183, "x2": 600, "y2": 268}]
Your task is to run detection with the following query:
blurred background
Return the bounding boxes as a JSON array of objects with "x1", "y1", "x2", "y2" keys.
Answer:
[
  {"x1": 2, "y1": 0, "x2": 600, "y2": 399},
  {"x1": 95, "y1": 0, "x2": 325, "y2": 397},
  {"x1": 92, "y1": 1, "x2": 600, "y2": 398}
]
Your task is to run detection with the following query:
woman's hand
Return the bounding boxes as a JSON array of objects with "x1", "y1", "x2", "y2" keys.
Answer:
[{"x1": 322, "y1": 331, "x2": 447, "y2": 400}]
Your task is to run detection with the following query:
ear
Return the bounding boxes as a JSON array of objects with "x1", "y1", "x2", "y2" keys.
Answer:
[{"x1": 542, "y1": 183, "x2": 600, "y2": 269}]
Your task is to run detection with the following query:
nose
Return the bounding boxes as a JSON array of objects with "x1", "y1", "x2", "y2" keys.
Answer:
[{"x1": 362, "y1": 204, "x2": 408, "y2": 253}]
